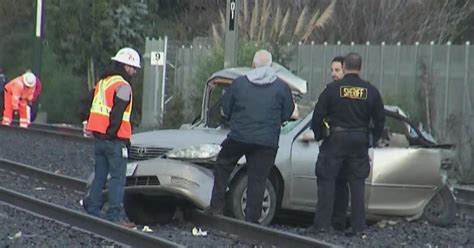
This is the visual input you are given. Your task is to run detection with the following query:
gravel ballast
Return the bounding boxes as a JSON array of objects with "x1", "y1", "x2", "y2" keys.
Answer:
[
  {"x1": 0, "y1": 169, "x2": 253, "y2": 247},
  {"x1": 0, "y1": 203, "x2": 120, "y2": 247}
]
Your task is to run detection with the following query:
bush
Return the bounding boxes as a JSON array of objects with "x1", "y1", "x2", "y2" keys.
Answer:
[
  {"x1": 40, "y1": 46, "x2": 86, "y2": 124},
  {"x1": 189, "y1": 42, "x2": 269, "y2": 119}
]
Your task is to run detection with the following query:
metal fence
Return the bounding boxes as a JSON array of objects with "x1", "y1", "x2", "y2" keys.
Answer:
[
  {"x1": 168, "y1": 41, "x2": 474, "y2": 180},
  {"x1": 173, "y1": 43, "x2": 212, "y2": 120}
]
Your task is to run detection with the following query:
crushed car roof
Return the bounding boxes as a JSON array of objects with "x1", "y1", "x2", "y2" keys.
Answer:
[{"x1": 207, "y1": 63, "x2": 307, "y2": 95}]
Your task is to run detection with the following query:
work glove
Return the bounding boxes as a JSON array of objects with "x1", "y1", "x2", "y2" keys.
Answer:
[{"x1": 82, "y1": 121, "x2": 93, "y2": 138}]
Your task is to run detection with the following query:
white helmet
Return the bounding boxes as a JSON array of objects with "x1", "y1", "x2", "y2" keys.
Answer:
[
  {"x1": 111, "y1": 47, "x2": 141, "y2": 68},
  {"x1": 22, "y1": 72, "x2": 36, "y2": 87}
]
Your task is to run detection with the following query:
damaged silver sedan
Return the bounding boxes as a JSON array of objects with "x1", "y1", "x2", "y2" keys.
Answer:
[{"x1": 110, "y1": 65, "x2": 457, "y2": 226}]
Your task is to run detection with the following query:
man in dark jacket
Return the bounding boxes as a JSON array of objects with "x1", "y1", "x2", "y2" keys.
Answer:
[
  {"x1": 207, "y1": 50, "x2": 295, "y2": 223},
  {"x1": 309, "y1": 52, "x2": 385, "y2": 235}
]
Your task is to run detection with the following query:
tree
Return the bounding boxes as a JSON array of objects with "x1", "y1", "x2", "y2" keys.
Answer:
[
  {"x1": 322, "y1": 0, "x2": 471, "y2": 43},
  {"x1": 0, "y1": 0, "x2": 36, "y2": 75},
  {"x1": 45, "y1": 0, "x2": 148, "y2": 89}
]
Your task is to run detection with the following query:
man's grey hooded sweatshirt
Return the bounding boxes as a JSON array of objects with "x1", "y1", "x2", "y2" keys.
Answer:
[{"x1": 221, "y1": 66, "x2": 295, "y2": 147}]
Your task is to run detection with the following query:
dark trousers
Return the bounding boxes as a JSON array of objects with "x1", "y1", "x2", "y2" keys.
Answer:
[
  {"x1": 85, "y1": 138, "x2": 127, "y2": 222},
  {"x1": 313, "y1": 131, "x2": 370, "y2": 232},
  {"x1": 210, "y1": 138, "x2": 277, "y2": 223},
  {"x1": 332, "y1": 174, "x2": 349, "y2": 230},
  {"x1": 30, "y1": 100, "x2": 39, "y2": 122}
]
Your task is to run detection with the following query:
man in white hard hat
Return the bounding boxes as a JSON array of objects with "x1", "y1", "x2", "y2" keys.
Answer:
[
  {"x1": 2, "y1": 71, "x2": 37, "y2": 128},
  {"x1": 83, "y1": 47, "x2": 140, "y2": 226}
]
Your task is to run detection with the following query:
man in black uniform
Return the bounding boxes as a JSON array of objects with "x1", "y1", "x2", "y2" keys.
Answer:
[{"x1": 309, "y1": 52, "x2": 385, "y2": 235}]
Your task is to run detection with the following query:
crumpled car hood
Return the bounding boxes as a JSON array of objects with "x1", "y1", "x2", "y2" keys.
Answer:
[{"x1": 131, "y1": 128, "x2": 228, "y2": 149}]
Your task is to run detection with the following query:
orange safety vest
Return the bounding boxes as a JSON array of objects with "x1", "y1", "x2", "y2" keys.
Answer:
[{"x1": 86, "y1": 75, "x2": 132, "y2": 139}]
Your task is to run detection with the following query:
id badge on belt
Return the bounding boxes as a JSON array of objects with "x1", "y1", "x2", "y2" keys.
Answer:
[{"x1": 122, "y1": 147, "x2": 128, "y2": 158}]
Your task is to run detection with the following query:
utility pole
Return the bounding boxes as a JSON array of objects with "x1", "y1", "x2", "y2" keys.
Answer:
[
  {"x1": 34, "y1": 0, "x2": 44, "y2": 78},
  {"x1": 224, "y1": 0, "x2": 240, "y2": 68}
]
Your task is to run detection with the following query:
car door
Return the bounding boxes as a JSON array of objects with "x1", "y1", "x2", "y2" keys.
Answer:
[
  {"x1": 287, "y1": 119, "x2": 376, "y2": 212},
  {"x1": 288, "y1": 124, "x2": 319, "y2": 210},
  {"x1": 366, "y1": 113, "x2": 445, "y2": 216}
]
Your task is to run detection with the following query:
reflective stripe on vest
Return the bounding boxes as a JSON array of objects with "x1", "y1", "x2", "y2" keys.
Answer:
[
  {"x1": 91, "y1": 76, "x2": 132, "y2": 122},
  {"x1": 87, "y1": 75, "x2": 132, "y2": 139},
  {"x1": 89, "y1": 75, "x2": 132, "y2": 122}
]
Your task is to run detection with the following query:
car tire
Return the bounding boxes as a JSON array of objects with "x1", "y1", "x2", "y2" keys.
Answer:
[
  {"x1": 227, "y1": 174, "x2": 277, "y2": 226},
  {"x1": 422, "y1": 186, "x2": 456, "y2": 226},
  {"x1": 123, "y1": 193, "x2": 176, "y2": 225}
]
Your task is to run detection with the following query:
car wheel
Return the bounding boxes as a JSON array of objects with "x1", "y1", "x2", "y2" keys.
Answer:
[
  {"x1": 422, "y1": 186, "x2": 456, "y2": 226},
  {"x1": 228, "y1": 174, "x2": 277, "y2": 226},
  {"x1": 123, "y1": 193, "x2": 176, "y2": 225}
]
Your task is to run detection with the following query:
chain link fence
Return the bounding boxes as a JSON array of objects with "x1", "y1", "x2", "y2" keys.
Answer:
[{"x1": 166, "y1": 41, "x2": 473, "y2": 182}]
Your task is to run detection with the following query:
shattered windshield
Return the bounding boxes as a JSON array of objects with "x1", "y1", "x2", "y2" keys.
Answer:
[{"x1": 206, "y1": 83, "x2": 312, "y2": 133}]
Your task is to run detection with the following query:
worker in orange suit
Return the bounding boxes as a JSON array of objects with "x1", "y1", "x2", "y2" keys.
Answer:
[{"x1": 2, "y1": 71, "x2": 36, "y2": 128}]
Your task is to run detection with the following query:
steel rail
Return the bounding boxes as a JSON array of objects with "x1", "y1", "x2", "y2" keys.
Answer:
[
  {"x1": 0, "y1": 123, "x2": 88, "y2": 141},
  {"x1": 0, "y1": 158, "x2": 87, "y2": 192},
  {"x1": 30, "y1": 122, "x2": 84, "y2": 135},
  {"x1": 187, "y1": 210, "x2": 337, "y2": 248},
  {"x1": 1, "y1": 158, "x2": 337, "y2": 247},
  {"x1": 0, "y1": 187, "x2": 182, "y2": 248}
]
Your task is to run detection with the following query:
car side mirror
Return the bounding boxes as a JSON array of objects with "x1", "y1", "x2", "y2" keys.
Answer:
[{"x1": 298, "y1": 130, "x2": 315, "y2": 142}]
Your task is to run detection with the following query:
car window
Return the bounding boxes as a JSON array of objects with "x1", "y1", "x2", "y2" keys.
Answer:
[
  {"x1": 206, "y1": 84, "x2": 313, "y2": 133},
  {"x1": 292, "y1": 114, "x2": 412, "y2": 147},
  {"x1": 281, "y1": 99, "x2": 314, "y2": 134},
  {"x1": 207, "y1": 84, "x2": 227, "y2": 128},
  {"x1": 381, "y1": 115, "x2": 410, "y2": 148},
  {"x1": 281, "y1": 119, "x2": 303, "y2": 134}
]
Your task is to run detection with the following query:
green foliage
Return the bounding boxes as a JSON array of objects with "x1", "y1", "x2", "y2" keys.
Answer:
[
  {"x1": 237, "y1": 41, "x2": 268, "y2": 66},
  {"x1": 194, "y1": 41, "x2": 270, "y2": 93},
  {"x1": 0, "y1": 0, "x2": 35, "y2": 75},
  {"x1": 383, "y1": 92, "x2": 424, "y2": 125},
  {"x1": 45, "y1": 0, "x2": 148, "y2": 75},
  {"x1": 162, "y1": 91, "x2": 185, "y2": 129},
  {"x1": 0, "y1": 30, "x2": 34, "y2": 77},
  {"x1": 39, "y1": 46, "x2": 84, "y2": 124},
  {"x1": 194, "y1": 46, "x2": 224, "y2": 96},
  {"x1": 130, "y1": 72, "x2": 144, "y2": 127},
  {"x1": 159, "y1": 41, "x2": 274, "y2": 128}
]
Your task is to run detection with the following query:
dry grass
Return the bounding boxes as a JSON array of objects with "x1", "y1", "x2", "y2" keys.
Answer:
[
  {"x1": 302, "y1": 0, "x2": 336, "y2": 42},
  {"x1": 249, "y1": 0, "x2": 259, "y2": 40},
  {"x1": 293, "y1": 5, "x2": 308, "y2": 40},
  {"x1": 278, "y1": 9, "x2": 291, "y2": 41},
  {"x1": 212, "y1": 0, "x2": 337, "y2": 45},
  {"x1": 270, "y1": 6, "x2": 282, "y2": 41}
]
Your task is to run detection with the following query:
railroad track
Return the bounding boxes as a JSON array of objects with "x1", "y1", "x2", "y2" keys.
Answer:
[
  {"x1": 0, "y1": 159, "x2": 180, "y2": 247},
  {"x1": 0, "y1": 122, "x2": 87, "y2": 140},
  {"x1": 0, "y1": 158, "x2": 336, "y2": 248},
  {"x1": 453, "y1": 185, "x2": 474, "y2": 218},
  {"x1": 29, "y1": 123, "x2": 84, "y2": 136}
]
